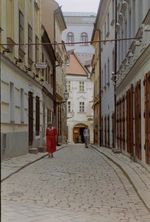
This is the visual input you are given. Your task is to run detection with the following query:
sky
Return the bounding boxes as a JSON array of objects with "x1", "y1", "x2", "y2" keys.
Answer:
[{"x1": 56, "y1": 0, "x2": 100, "y2": 13}]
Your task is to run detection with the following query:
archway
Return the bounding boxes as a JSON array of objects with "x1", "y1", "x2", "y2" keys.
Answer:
[{"x1": 73, "y1": 123, "x2": 88, "y2": 143}]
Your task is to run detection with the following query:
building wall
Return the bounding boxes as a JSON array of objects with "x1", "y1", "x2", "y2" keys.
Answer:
[
  {"x1": 0, "y1": 0, "x2": 57, "y2": 159},
  {"x1": 95, "y1": 0, "x2": 115, "y2": 148},
  {"x1": 66, "y1": 75, "x2": 94, "y2": 143},
  {"x1": 62, "y1": 12, "x2": 96, "y2": 65},
  {"x1": 115, "y1": 0, "x2": 150, "y2": 165}
]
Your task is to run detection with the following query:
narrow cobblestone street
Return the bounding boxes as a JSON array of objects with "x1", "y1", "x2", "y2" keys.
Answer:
[{"x1": 2, "y1": 145, "x2": 150, "y2": 222}]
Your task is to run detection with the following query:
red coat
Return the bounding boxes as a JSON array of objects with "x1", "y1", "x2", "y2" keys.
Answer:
[{"x1": 46, "y1": 127, "x2": 57, "y2": 153}]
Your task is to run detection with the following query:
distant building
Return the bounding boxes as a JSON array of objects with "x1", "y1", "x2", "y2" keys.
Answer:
[
  {"x1": 62, "y1": 12, "x2": 96, "y2": 143},
  {"x1": 66, "y1": 52, "x2": 94, "y2": 143},
  {"x1": 62, "y1": 12, "x2": 96, "y2": 66}
]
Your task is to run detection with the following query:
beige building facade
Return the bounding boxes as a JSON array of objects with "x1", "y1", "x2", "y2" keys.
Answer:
[{"x1": 0, "y1": 0, "x2": 67, "y2": 159}]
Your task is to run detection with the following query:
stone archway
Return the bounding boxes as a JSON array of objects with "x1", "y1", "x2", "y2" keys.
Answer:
[{"x1": 73, "y1": 123, "x2": 88, "y2": 143}]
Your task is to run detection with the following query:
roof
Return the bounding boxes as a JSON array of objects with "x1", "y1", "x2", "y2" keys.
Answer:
[{"x1": 66, "y1": 52, "x2": 88, "y2": 76}]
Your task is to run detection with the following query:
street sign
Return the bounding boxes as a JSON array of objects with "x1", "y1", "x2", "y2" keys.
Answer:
[{"x1": 35, "y1": 63, "x2": 47, "y2": 69}]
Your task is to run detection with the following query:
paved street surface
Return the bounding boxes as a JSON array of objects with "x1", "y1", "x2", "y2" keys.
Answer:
[{"x1": 1, "y1": 144, "x2": 150, "y2": 222}]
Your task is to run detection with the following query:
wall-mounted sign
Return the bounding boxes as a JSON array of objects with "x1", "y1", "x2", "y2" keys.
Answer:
[{"x1": 35, "y1": 63, "x2": 47, "y2": 69}]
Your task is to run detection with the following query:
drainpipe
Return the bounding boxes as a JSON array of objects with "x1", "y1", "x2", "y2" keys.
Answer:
[
  {"x1": 98, "y1": 29, "x2": 102, "y2": 147},
  {"x1": 53, "y1": 10, "x2": 56, "y2": 125}
]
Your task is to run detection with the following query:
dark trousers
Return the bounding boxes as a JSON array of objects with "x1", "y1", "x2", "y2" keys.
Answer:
[{"x1": 84, "y1": 136, "x2": 88, "y2": 147}]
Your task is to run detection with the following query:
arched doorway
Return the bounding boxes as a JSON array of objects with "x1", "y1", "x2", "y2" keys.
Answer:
[{"x1": 73, "y1": 123, "x2": 88, "y2": 143}]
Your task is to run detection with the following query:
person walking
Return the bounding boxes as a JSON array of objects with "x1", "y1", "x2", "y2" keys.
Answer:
[
  {"x1": 46, "y1": 123, "x2": 57, "y2": 158},
  {"x1": 83, "y1": 126, "x2": 90, "y2": 148}
]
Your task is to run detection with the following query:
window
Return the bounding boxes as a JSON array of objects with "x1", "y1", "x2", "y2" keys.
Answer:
[
  {"x1": 10, "y1": 82, "x2": 15, "y2": 122},
  {"x1": 35, "y1": 35, "x2": 39, "y2": 63},
  {"x1": 107, "y1": 59, "x2": 110, "y2": 85},
  {"x1": 132, "y1": 0, "x2": 136, "y2": 36},
  {"x1": 81, "y1": 32, "x2": 88, "y2": 45},
  {"x1": 79, "y1": 81, "x2": 84, "y2": 92},
  {"x1": 28, "y1": 24, "x2": 33, "y2": 62},
  {"x1": 107, "y1": 13, "x2": 110, "y2": 35},
  {"x1": 104, "y1": 22, "x2": 106, "y2": 39},
  {"x1": 19, "y1": 11, "x2": 24, "y2": 53},
  {"x1": 101, "y1": 69, "x2": 103, "y2": 89},
  {"x1": 104, "y1": 64, "x2": 106, "y2": 88},
  {"x1": 138, "y1": 0, "x2": 143, "y2": 26},
  {"x1": 67, "y1": 81, "x2": 71, "y2": 92},
  {"x1": 67, "y1": 32, "x2": 74, "y2": 45},
  {"x1": 68, "y1": 101, "x2": 71, "y2": 113},
  {"x1": 112, "y1": 0, "x2": 115, "y2": 22},
  {"x1": 79, "y1": 102, "x2": 84, "y2": 112},
  {"x1": 35, "y1": 96, "x2": 40, "y2": 135},
  {"x1": 46, "y1": 65, "x2": 51, "y2": 84},
  {"x1": 20, "y1": 88, "x2": 24, "y2": 123},
  {"x1": 47, "y1": 109, "x2": 52, "y2": 124}
]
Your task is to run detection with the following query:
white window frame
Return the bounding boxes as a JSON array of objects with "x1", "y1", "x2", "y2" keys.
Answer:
[
  {"x1": 79, "y1": 102, "x2": 85, "y2": 113},
  {"x1": 79, "y1": 81, "x2": 84, "y2": 92}
]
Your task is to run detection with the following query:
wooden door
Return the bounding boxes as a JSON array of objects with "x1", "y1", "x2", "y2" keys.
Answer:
[
  {"x1": 28, "y1": 91, "x2": 33, "y2": 146},
  {"x1": 135, "y1": 81, "x2": 141, "y2": 160},
  {"x1": 101, "y1": 117, "x2": 103, "y2": 146},
  {"x1": 145, "y1": 72, "x2": 150, "y2": 164},
  {"x1": 123, "y1": 96, "x2": 125, "y2": 150},
  {"x1": 126, "y1": 85, "x2": 134, "y2": 156},
  {"x1": 112, "y1": 113, "x2": 115, "y2": 148}
]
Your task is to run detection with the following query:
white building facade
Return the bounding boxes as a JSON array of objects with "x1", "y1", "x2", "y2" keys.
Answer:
[
  {"x1": 62, "y1": 12, "x2": 96, "y2": 65},
  {"x1": 66, "y1": 62, "x2": 94, "y2": 144},
  {"x1": 62, "y1": 12, "x2": 96, "y2": 144}
]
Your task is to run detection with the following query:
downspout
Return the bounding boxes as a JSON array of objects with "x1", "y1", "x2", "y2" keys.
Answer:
[
  {"x1": 53, "y1": 10, "x2": 56, "y2": 125},
  {"x1": 98, "y1": 29, "x2": 102, "y2": 147}
]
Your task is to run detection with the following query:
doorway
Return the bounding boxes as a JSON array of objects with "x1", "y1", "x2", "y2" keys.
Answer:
[{"x1": 73, "y1": 123, "x2": 88, "y2": 143}]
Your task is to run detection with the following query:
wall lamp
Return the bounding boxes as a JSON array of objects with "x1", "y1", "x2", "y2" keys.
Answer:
[
  {"x1": 15, "y1": 58, "x2": 23, "y2": 65},
  {"x1": 56, "y1": 90, "x2": 69, "y2": 104},
  {"x1": 2, "y1": 48, "x2": 11, "y2": 54},
  {"x1": 25, "y1": 66, "x2": 31, "y2": 72}
]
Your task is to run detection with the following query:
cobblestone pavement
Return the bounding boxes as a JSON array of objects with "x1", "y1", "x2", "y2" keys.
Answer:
[{"x1": 1, "y1": 144, "x2": 150, "y2": 222}]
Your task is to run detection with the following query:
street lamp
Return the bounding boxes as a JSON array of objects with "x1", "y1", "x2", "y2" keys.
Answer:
[
  {"x1": 56, "y1": 90, "x2": 69, "y2": 104},
  {"x1": 64, "y1": 90, "x2": 69, "y2": 101}
]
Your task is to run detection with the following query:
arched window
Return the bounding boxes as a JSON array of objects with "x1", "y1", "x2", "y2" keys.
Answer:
[
  {"x1": 81, "y1": 32, "x2": 88, "y2": 45},
  {"x1": 67, "y1": 32, "x2": 74, "y2": 45}
]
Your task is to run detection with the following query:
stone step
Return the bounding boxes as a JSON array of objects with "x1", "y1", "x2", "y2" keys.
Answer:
[
  {"x1": 29, "y1": 148, "x2": 38, "y2": 154},
  {"x1": 38, "y1": 147, "x2": 46, "y2": 153}
]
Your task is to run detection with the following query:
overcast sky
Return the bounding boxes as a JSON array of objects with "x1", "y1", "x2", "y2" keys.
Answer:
[{"x1": 56, "y1": 0, "x2": 100, "y2": 13}]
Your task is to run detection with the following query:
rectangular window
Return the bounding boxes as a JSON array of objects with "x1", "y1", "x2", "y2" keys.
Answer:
[
  {"x1": 35, "y1": 35, "x2": 39, "y2": 63},
  {"x1": 79, "y1": 81, "x2": 84, "y2": 92},
  {"x1": 28, "y1": 24, "x2": 33, "y2": 62},
  {"x1": 67, "y1": 81, "x2": 71, "y2": 92},
  {"x1": 35, "y1": 96, "x2": 40, "y2": 135},
  {"x1": 68, "y1": 101, "x2": 71, "y2": 112},
  {"x1": 47, "y1": 109, "x2": 53, "y2": 124},
  {"x1": 104, "y1": 64, "x2": 106, "y2": 87},
  {"x1": 10, "y1": 82, "x2": 15, "y2": 122},
  {"x1": 19, "y1": 11, "x2": 24, "y2": 53},
  {"x1": 112, "y1": 0, "x2": 115, "y2": 21},
  {"x1": 20, "y1": 88, "x2": 24, "y2": 123},
  {"x1": 107, "y1": 13, "x2": 110, "y2": 35},
  {"x1": 104, "y1": 22, "x2": 106, "y2": 39},
  {"x1": 107, "y1": 59, "x2": 110, "y2": 84},
  {"x1": 79, "y1": 102, "x2": 84, "y2": 112}
]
